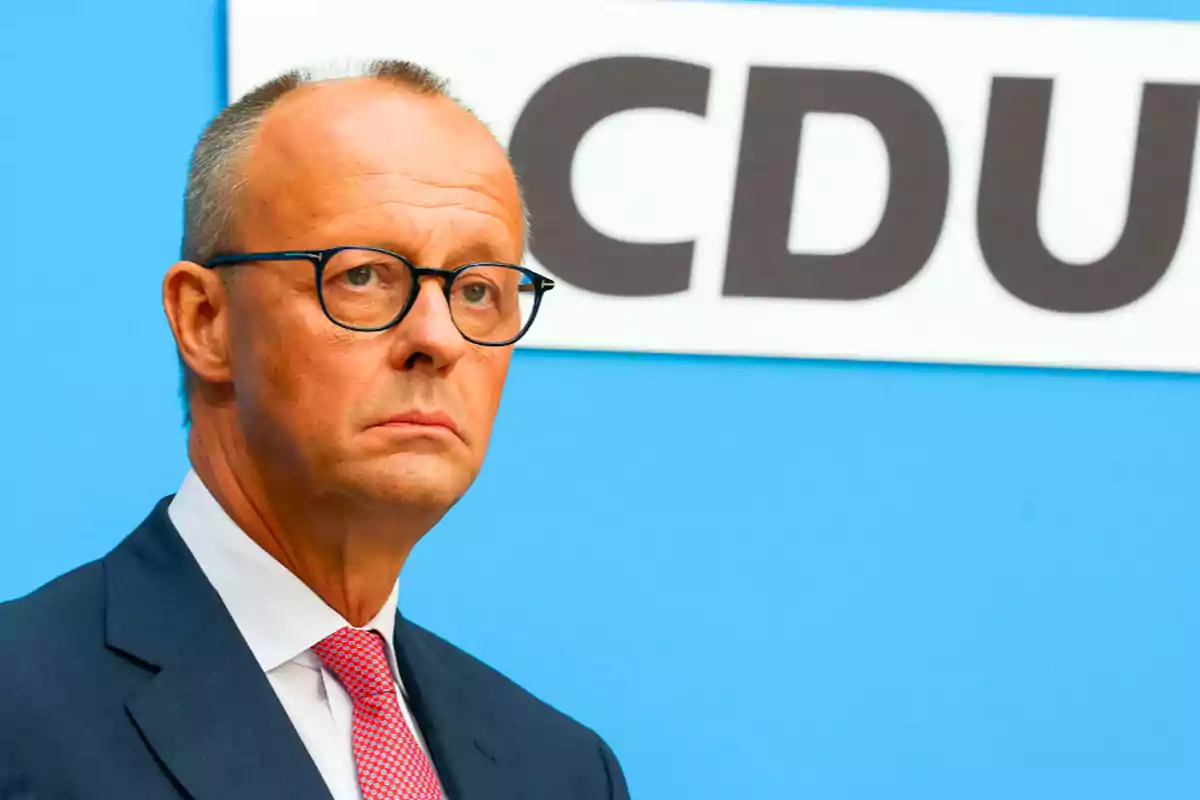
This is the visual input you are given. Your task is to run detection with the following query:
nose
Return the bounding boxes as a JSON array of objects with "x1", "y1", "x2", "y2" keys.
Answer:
[{"x1": 387, "y1": 276, "x2": 469, "y2": 372}]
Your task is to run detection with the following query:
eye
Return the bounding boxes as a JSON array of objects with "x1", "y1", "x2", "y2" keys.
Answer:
[
  {"x1": 460, "y1": 281, "x2": 492, "y2": 304},
  {"x1": 342, "y1": 265, "x2": 377, "y2": 287}
]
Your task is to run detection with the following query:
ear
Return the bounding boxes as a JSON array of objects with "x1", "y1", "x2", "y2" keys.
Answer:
[{"x1": 163, "y1": 261, "x2": 233, "y2": 384}]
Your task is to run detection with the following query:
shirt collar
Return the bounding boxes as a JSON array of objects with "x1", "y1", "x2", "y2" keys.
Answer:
[{"x1": 167, "y1": 469, "x2": 401, "y2": 676}]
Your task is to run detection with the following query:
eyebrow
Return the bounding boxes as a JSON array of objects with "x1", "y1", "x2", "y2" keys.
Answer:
[
  {"x1": 443, "y1": 240, "x2": 518, "y2": 265},
  {"x1": 326, "y1": 238, "x2": 519, "y2": 266}
]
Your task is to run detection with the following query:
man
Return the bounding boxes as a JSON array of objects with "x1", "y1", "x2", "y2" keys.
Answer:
[{"x1": 0, "y1": 61, "x2": 629, "y2": 800}]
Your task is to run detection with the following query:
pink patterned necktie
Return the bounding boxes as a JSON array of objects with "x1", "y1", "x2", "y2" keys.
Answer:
[{"x1": 312, "y1": 627, "x2": 443, "y2": 800}]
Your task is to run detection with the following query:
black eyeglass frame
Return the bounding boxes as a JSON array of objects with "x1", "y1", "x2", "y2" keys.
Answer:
[{"x1": 203, "y1": 246, "x2": 555, "y2": 346}]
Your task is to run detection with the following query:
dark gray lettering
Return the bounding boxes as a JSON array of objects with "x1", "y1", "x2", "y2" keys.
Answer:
[
  {"x1": 723, "y1": 67, "x2": 950, "y2": 300},
  {"x1": 509, "y1": 57, "x2": 711, "y2": 296},
  {"x1": 978, "y1": 78, "x2": 1200, "y2": 312}
]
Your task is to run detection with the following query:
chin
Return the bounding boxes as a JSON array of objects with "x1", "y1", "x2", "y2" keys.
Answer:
[{"x1": 340, "y1": 452, "x2": 475, "y2": 511}]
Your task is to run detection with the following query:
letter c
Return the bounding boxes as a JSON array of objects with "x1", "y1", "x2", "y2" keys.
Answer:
[{"x1": 509, "y1": 57, "x2": 711, "y2": 296}]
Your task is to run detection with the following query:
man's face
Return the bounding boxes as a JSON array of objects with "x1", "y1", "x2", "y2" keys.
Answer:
[{"x1": 218, "y1": 79, "x2": 525, "y2": 510}]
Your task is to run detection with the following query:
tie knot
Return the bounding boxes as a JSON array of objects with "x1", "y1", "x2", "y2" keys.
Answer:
[{"x1": 312, "y1": 627, "x2": 395, "y2": 702}]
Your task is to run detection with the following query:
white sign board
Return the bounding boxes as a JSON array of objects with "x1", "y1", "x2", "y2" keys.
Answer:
[{"x1": 229, "y1": 0, "x2": 1200, "y2": 373}]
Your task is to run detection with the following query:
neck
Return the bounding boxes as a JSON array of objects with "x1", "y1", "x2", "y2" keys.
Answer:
[{"x1": 186, "y1": 411, "x2": 440, "y2": 627}]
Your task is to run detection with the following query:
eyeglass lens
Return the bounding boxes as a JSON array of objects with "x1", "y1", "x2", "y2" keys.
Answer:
[{"x1": 320, "y1": 248, "x2": 536, "y2": 342}]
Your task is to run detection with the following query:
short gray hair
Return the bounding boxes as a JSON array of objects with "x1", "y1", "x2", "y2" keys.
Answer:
[
  {"x1": 182, "y1": 60, "x2": 452, "y2": 265},
  {"x1": 176, "y1": 59, "x2": 525, "y2": 424}
]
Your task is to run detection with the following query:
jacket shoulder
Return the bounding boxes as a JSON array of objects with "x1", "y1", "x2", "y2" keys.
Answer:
[
  {"x1": 410, "y1": 620, "x2": 624, "y2": 735},
  {"x1": 0, "y1": 559, "x2": 106, "y2": 651},
  {"x1": 402, "y1": 620, "x2": 582, "y2": 726},
  {"x1": 400, "y1": 620, "x2": 630, "y2": 797},
  {"x1": 0, "y1": 560, "x2": 108, "y2": 760}
]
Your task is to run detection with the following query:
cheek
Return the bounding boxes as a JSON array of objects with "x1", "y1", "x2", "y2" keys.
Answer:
[
  {"x1": 231, "y1": 288, "x2": 369, "y2": 437},
  {"x1": 461, "y1": 348, "x2": 512, "y2": 446},
  {"x1": 269, "y1": 331, "x2": 379, "y2": 431}
]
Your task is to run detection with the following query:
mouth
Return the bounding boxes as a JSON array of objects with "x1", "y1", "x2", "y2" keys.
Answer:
[{"x1": 373, "y1": 410, "x2": 461, "y2": 438}]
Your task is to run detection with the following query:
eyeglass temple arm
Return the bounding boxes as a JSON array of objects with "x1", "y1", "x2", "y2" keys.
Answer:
[
  {"x1": 522, "y1": 278, "x2": 555, "y2": 292},
  {"x1": 203, "y1": 251, "x2": 322, "y2": 268}
]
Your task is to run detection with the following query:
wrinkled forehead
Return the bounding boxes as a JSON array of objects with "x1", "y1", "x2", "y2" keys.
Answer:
[{"x1": 236, "y1": 78, "x2": 524, "y2": 253}]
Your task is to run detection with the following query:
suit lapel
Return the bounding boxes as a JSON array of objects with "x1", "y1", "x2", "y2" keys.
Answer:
[
  {"x1": 393, "y1": 616, "x2": 512, "y2": 800},
  {"x1": 105, "y1": 500, "x2": 332, "y2": 800}
]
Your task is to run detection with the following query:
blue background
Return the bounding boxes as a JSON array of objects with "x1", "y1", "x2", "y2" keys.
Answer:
[{"x1": 2, "y1": 1, "x2": 1197, "y2": 797}]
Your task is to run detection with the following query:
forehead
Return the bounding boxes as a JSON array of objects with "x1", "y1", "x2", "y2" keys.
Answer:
[{"x1": 238, "y1": 78, "x2": 523, "y2": 255}]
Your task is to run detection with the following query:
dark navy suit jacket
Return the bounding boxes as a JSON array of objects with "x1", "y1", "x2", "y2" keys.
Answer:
[{"x1": 0, "y1": 499, "x2": 629, "y2": 800}]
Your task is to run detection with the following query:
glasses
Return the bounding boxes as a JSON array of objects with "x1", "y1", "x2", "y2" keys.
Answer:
[{"x1": 203, "y1": 246, "x2": 554, "y2": 346}]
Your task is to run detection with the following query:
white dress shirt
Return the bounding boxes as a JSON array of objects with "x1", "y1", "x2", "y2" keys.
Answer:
[{"x1": 168, "y1": 469, "x2": 443, "y2": 800}]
